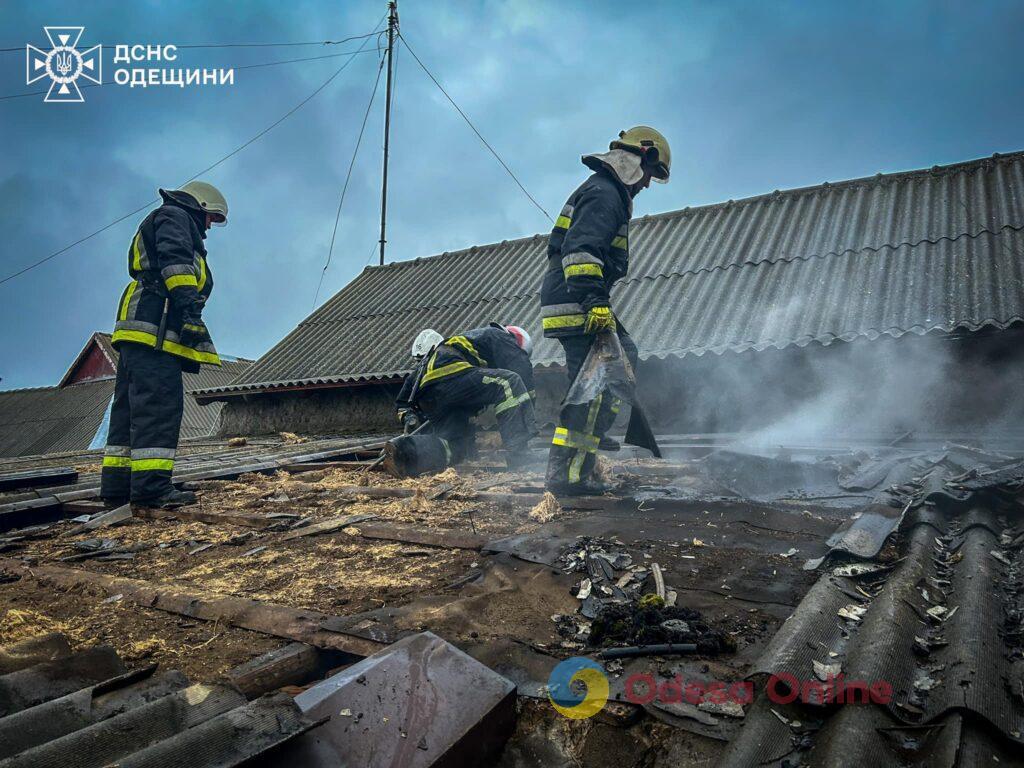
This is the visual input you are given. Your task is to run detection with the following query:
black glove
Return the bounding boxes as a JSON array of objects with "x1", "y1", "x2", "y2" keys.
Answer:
[
  {"x1": 398, "y1": 409, "x2": 422, "y2": 435},
  {"x1": 179, "y1": 319, "x2": 211, "y2": 349}
]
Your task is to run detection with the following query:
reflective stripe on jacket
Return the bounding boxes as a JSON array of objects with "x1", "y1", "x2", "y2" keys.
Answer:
[
  {"x1": 398, "y1": 325, "x2": 535, "y2": 406},
  {"x1": 540, "y1": 168, "x2": 632, "y2": 338},
  {"x1": 111, "y1": 204, "x2": 220, "y2": 366}
]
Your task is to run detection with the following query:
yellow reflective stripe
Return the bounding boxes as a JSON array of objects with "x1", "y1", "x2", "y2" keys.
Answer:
[
  {"x1": 118, "y1": 281, "x2": 138, "y2": 322},
  {"x1": 165, "y1": 274, "x2": 199, "y2": 290},
  {"x1": 112, "y1": 328, "x2": 157, "y2": 347},
  {"x1": 495, "y1": 391, "x2": 532, "y2": 415},
  {"x1": 543, "y1": 315, "x2": 586, "y2": 330},
  {"x1": 102, "y1": 456, "x2": 132, "y2": 468},
  {"x1": 551, "y1": 427, "x2": 599, "y2": 451},
  {"x1": 132, "y1": 232, "x2": 143, "y2": 271},
  {"x1": 446, "y1": 336, "x2": 486, "y2": 366},
  {"x1": 161, "y1": 339, "x2": 222, "y2": 365},
  {"x1": 421, "y1": 360, "x2": 473, "y2": 385},
  {"x1": 555, "y1": 215, "x2": 572, "y2": 230},
  {"x1": 196, "y1": 256, "x2": 208, "y2": 291},
  {"x1": 112, "y1": 329, "x2": 222, "y2": 366},
  {"x1": 483, "y1": 375, "x2": 531, "y2": 415},
  {"x1": 611, "y1": 236, "x2": 627, "y2": 250},
  {"x1": 564, "y1": 263, "x2": 603, "y2": 279},
  {"x1": 131, "y1": 458, "x2": 174, "y2": 472},
  {"x1": 569, "y1": 394, "x2": 603, "y2": 484}
]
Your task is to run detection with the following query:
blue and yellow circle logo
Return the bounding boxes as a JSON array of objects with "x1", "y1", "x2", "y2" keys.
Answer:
[{"x1": 547, "y1": 657, "x2": 609, "y2": 719}]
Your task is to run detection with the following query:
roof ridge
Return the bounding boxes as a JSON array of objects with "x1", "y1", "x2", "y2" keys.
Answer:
[
  {"x1": 353, "y1": 149, "x2": 1024, "y2": 274},
  {"x1": 299, "y1": 222, "x2": 1024, "y2": 328}
]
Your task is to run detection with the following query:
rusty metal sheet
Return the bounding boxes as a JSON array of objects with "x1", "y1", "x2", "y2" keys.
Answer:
[{"x1": 279, "y1": 631, "x2": 516, "y2": 768}]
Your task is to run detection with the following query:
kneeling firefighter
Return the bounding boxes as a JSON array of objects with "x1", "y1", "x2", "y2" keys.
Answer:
[
  {"x1": 541, "y1": 126, "x2": 671, "y2": 495},
  {"x1": 387, "y1": 324, "x2": 538, "y2": 476},
  {"x1": 99, "y1": 181, "x2": 227, "y2": 508}
]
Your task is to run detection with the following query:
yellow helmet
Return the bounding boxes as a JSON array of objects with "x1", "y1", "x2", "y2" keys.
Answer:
[
  {"x1": 174, "y1": 181, "x2": 229, "y2": 226},
  {"x1": 610, "y1": 126, "x2": 671, "y2": 183}
]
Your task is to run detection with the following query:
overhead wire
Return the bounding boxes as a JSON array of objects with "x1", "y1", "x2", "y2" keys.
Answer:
[
  {"x1": 312, "y1": 48, "x2": 388, "y2": 309},
  {"x1": 0, "y1": 20, "x2": 386, "y2": 287},
  {"x1": 398, "y1": 32, "x2": 552, "y2": 223}
]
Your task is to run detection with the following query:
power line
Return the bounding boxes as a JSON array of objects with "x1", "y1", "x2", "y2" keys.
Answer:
[
  {"x1": 0, "y1": 45, "x2": 384, "y2": 101},
  {"x1": 0, "y1": 28, "x2": 382, "y2": 287},
  {"x1": 0, "y1": 31, "x2": 381, "y2": 54},
  {"x1": 313, "y1": 51, "x2": 388, "y2": 309},
  {"x1": 398, "y1": 33, "x2": 552, "y2": 223}
]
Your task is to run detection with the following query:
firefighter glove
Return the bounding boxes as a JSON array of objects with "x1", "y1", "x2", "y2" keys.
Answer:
[
  {"x1": 399, "y1": 408, "x2": 422, "y2": 435},
  {"x1": 180, "y1": 321, "x2": 211, "y2": 348},
  {"x1": 584, "y1": 306, "x2": 616, "y2": 334}
]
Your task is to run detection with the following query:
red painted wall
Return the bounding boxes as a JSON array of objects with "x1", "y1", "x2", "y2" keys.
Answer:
[{"x1": 65, "y1": 343, "x2": 115, "y2": 384}]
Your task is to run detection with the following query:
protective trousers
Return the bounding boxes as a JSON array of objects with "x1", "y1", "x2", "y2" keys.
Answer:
[
  {"x1": 99, "y1": 343, "x2": 184, "y2": 503},
  {"x1": 418, "y1": 367, "x2": 536, "y2": 463},
  {"x1": 547, "y1": 330, "x2": 639, "y2": 488}
]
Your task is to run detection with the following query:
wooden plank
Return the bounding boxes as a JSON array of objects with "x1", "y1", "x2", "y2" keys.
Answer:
[
  {"x1": 225, "y1": 642, "x2": 329, "y2": 699},
  {"x1": 279, "y1": 513, "x2": 376, "y2": 542},
  {"x1": 0, "y1": 467, "x2": 78, "y2": 493},
  {"x1": 132, "y1": 506, "x2": 277, "y2": 529},
  {"x1": 0, "y1": 559, "x2": 384, "y2": 657},
  {"x1": 279, "y1": 460, "x2": 376, "y2": 473},
  {"x1": 327, "y1": 484, "x2": 618, "y2": 510},
  {"x1": 355, "y1": 523, "x2": 486, "y2": 551}
]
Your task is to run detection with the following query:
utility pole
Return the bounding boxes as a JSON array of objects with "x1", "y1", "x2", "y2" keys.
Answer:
[{"x1": 379, "y1": 0, "x2": 398, "y2": 266}]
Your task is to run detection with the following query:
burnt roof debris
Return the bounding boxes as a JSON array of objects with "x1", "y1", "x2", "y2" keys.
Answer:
[
  {"x1": 197, "y1": 150, "x2": 1024, "y2": 400},
  {"x1": 719, "y1": 464, "x2": 1024, "y2": 767},
  {"x1": 0, "y1": 635, "x2": 319, "y2": 767}
]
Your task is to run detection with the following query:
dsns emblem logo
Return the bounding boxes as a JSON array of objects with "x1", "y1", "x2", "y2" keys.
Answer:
[
  {"x1": 26, "y1": 27, "x2": 102, "y2": 103},
  {"x1": 547, "y1": 657, "x2": 609, "y2": 719}
]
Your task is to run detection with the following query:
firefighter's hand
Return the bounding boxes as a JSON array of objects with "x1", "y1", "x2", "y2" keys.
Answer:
[
  {"x1": 584, "y1": 306, "x2": 616, "y2": 334},
  {"x1": 180, "y1": 321, "x2": 211, "y2": 348},
  {"x1": 399, "y1": 409, "x2": 422, "y2": 435}
]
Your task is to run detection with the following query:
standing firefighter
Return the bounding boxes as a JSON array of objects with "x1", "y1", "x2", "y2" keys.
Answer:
[
  {"x1": 389, "y1": 324, "x2": 538, "y2": 474},
  {"x1": 542, "y1": 126, "x2": 671, "y2": 495},
  {"x1": 99, "y1": 181, "x2": 227, "y2": 508}
]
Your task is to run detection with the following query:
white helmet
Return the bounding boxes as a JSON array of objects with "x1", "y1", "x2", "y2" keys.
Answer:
[
  {"x1": 505, "y1": 325, "x2": 533, "y2": 356},
  {"x1": 411, "y1": 329, "x2": 443, "y2": 359}
]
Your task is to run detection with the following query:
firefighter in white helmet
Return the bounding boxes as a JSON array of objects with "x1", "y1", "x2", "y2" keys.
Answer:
[
  {"x1": 100, "y1": 181, "x2": 228, "y2": 509},
  {"x1": 391, "y1": 323, "x2": 537, "y2": 473},
  {"x1": 541, "y1": 126, "x2": 671, "y2": 495}
]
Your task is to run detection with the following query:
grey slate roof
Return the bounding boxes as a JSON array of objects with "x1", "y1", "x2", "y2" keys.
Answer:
[
  {"x1": 204, "y1": 150, "x2": 1024, "y2": 397},
  {"x1": 0, "y1": 356, "x2": 254, "y2": 458}
]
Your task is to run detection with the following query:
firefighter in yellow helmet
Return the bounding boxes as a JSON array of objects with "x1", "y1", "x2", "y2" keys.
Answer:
[
  {"x1": 541, "y1": 126, "x2": 671, "y2": 495},
  {"x1": 100, "y1": 181, "x2": 228, "y2": 508}
]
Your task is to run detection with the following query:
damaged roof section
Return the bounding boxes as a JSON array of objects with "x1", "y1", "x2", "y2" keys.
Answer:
[
  {"x1": 0, "y1": 633, "x2": 318, "y2": 767},
  {"x1": 719, "y1": 459, "x2": 1024, "y2": 767},
  {"x1": 201, "y1": 150, "x2": 1024, "y2": 398}
]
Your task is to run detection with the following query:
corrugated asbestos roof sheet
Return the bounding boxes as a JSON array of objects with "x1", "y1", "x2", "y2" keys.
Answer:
[
  {"x1": 0, "y1": 358, "x2": 254, "y2": 457},
  {"x1": 206, "y1": 151, "x2": 1024, "y2": 397},
  {"x1": 0, "y1": 382, "x2": 113, "y2": 459},
  {"x1": 0, "y1": 634, "x2": 316, "y2": 766}
]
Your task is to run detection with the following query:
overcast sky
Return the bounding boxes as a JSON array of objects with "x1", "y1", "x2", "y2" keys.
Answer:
[{"x1": 1, "y1": 0, "x2": 1021, "y2": 389}]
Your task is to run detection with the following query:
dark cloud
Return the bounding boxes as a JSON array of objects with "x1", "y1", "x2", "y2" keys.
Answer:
[{"x1": 1, "y1": 0, "x2": 1022, "y2": 388}]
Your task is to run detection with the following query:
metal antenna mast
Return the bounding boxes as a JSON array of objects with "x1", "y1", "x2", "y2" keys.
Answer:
[{"x1": 378, "y1": 0, "x2": 398, "y2": 265}]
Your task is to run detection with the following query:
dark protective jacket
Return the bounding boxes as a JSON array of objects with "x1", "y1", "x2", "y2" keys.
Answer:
[
  {"x1": 540, "y1": 167, "x2": 633, "y2": 338},
  {"x1": 111, "y1": 195, "x2": 220, "y2": 368},
  {"x1": 396, "y1": 325, "x2": 535, "y2": 410}
]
